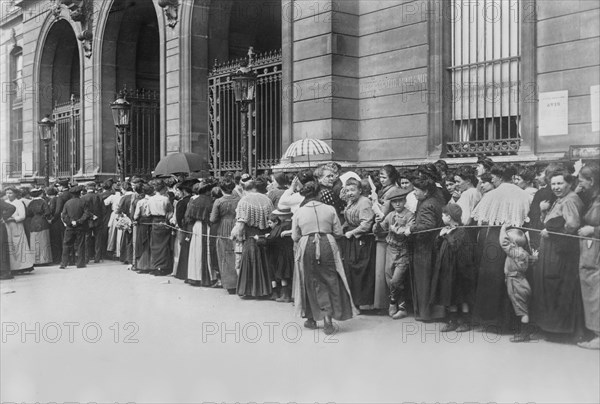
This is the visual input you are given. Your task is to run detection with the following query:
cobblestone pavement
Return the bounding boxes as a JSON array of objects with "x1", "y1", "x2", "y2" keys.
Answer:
[{"x1": 1, "y1": 261, "x2": 599, "y2": 403}]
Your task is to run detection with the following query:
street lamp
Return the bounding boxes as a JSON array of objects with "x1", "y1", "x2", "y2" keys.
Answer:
[
  {"x1": 37, "y1": 115, "x2": 55, "y2": 187},
  {"x1": 110, "y1": 94, "x2": 131, "y2": 184},
  {"x1": 231, "y1": 47, "x2": 257, "y2": 175}
]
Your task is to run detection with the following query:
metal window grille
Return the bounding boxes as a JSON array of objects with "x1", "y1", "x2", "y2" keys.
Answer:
[
  {"x1": 208, "y1": 49, "x2": 282, "y2": 176},
  {"x1": 448, "y1": 0, "x2": 522, "y2": 157},
  {"x1": 51, "y1": 95, "x2": 80, "y2": 178}
]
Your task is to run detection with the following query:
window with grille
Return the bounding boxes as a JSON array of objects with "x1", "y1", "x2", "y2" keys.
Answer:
[
  {"x1": 448, "y1": 0, "x2": 521, "y2": 157},
  {"x1": 9, "y1": 47, "x2": 23, "y2": 177}
]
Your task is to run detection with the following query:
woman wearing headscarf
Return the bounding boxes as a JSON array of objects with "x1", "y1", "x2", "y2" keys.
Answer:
[
  {"x1": 185, "y1": 180, "x2": 215, "y2": 286},
  {"x1": 315, "y1": 163, "x2": 345, "y2": 218},
  {"x1": 3, "y1": 187, "x2": 35, "y2": 273},
  {"x1": 210, "y1": 177, "x2": 241, "y2": 293},
  {"x1": 231, "y1": 177, "x2": 274, "y2": 298},
  {"x1": 292, "y1": 181, "x2": 358, "y2": 334},
  {"x1": 472, "y1": 164, "x2": 530, "y2": 329},
  {"x1": 26, "y1": 188, "x2": 53, "y2": 265},
  {"x1": 576, "y1": 162, "x2": 600, "y2": 349},
  {"x1": 532, "y1": 168, "x2": 584, "y2": 339},
  {"x1": 404, "y1": 176, "x2": 445, "y2": 321}
]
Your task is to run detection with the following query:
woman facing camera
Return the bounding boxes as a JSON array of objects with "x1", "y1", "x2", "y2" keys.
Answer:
[
  {"x1": 292, "y1": 181, "x2": 357, "y2": 334},
  {"x1": 532, "y1": 169, "x2": 585, "y2": 339}
]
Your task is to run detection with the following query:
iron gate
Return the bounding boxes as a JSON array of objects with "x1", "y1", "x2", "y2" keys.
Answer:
[
  {"x1": 208, "y1": 49, "x2": 282, "y2": 176},
  {"x1": 118, "y1": 88, "x2": 160, "y2": 178},
  {"x1": 51, "y1": 95, "x2": 80, "y2": 178}
]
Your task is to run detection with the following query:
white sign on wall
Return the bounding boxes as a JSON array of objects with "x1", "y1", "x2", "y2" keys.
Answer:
[
  {"x1": 539, "y1": 90, "x2": 569, "y2": 136},
  {"x1": 591, "y1": 85, "x2": 599, "y2": 132}
]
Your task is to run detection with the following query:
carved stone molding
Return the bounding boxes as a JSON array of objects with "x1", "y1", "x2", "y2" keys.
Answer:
[
  {"x1": 158, "y1": 0, "x2": 179, "y2": 28},
  {"x1": 50, "y1": 0, "x2": 94, "y2": 58}
]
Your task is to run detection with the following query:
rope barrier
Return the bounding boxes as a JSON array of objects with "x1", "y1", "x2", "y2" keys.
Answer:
[{"x1": 136, "y1": 220, "x2": 600, "y2": 243}]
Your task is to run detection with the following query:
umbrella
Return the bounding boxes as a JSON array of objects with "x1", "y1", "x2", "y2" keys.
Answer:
[
  {"x1": 282, "y1": 138, "x2": 334, "y2": 167},
  {"x1": 153, "y1": 152, "x2": 204, "y2": 176}
]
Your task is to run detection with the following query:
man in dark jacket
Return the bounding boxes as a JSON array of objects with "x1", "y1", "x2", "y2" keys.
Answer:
[
  {"x1": 81, "y1": 181, "x2": 104, "y2": 263},
  {"x1": 1, "y1": 198, "x2": 17, "y2": 280},
  {"x1": 51, "y1": 179, "x2": 72, "y2": 264},
  {"x1": 60, "y1": 186, "x2": 91, "y2": 268}
]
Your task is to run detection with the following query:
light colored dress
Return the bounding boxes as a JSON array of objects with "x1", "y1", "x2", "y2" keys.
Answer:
[{"x1": 6, "y1": 199, "x2": 35, "y2": 270}]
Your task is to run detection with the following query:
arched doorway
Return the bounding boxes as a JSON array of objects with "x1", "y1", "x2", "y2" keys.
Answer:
[
  {"x1": 101, "y1": 0, "x2": 160, "y2": 178},
  {"x1": 193, "y1": 0, "x2": 282, "y2": 175},
  {"x1": 38, "y1": 19, "x2": 80, "y2": 178}
]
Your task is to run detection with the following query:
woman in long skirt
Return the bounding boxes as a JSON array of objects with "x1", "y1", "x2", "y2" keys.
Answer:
[
  {"x1": 133, "y1": 185, "x2": 153, "y2": 272},
  {"x1": 172, "y1": 180, "x2": 193, "y2": 279},
  {"x1": 576, "y1": 163, "x2": 600, "y2": 349},
  {"x1": 532, "y1": 169, "x2": 585, "y2": 338},
  {"x1": 148, "y1": 180, "x2": 174, "y2": 275},
  {"x1": 231, "y1": 177, "x2": 273, "y2": 298},
  {"x1": 26, "y1": 188, "x2": 53, "y2": 265},
  {"x1": 472, "y1": 164, "x2": 531, "y2": 329},
  {"x1": 340, "y1": 178, "x2": 376, "y2": 308},
  {"x1": 210, "y1": 178, "x2": 240, "y2": 293},
  {"x1": 292, "y1": 181, "x2": 358, "y2": 334},
  {"x1": 3, "y1": 187, "x2": 35, "y2": 273},
  {"x1": 185, "y1": 181, "x2": 215, "y2": 286},
  {"x1": 405, "y1": 177, "x2": 445, "y2": 321}
]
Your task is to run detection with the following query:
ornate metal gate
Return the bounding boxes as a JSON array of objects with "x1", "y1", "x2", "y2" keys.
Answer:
[
  {"x1": 51, "y1": 95, "x2": 80, "y2": 178},
  {"x1": 118, "y1": 88, "x2": 160, "y2": 178},
  {"x1": 208, "y1": 49, "x2": 282, "y2": 176}
]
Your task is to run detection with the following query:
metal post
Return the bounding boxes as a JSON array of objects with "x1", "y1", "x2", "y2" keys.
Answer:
[
  {"x1": 240, "y1": 102, "x2": 249, "y2": 174},
  {"x1": 44, "y1": 141, "x2": 50, "y2": 187},
  {"x1": 70, "y1": 94, "x2": 76, "y2": 179}
]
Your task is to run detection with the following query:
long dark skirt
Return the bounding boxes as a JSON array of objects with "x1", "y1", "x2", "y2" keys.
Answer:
[
  {"x1": 119, "y1": 230, "x2": 133, "y2": 264},
  {"x1": 0, "y1": 223, "x2": 11, "y2": 277},
  {"x1": 216, "y1": 237, "x2": 237, "y2": 289},
  {"x1": 237, "y1": 226, "x2": 271, "y2": 297},
  {"x1": 532, "y1": 235, "x2": 584, "y2": 335},
  {"x1": 150, "y1": 218, "x2": 172, "y2": 271},
  {"x1": 340, "y1": 235, "x2": 376, "y2": 306},
  {"x1": 410, "y1": 234, "x2": 445, "y2": 321},
  {"x1": 135, "y1": 220, "x2": 152, "y2": 270},
  {"x1": 176, "y1": 227, "x2": 191, "y2": 280},
  {"x1": 209, "y1": 223, "x2": 220, "y2": 277},
  {"x1": 303, "y1": 235, "x2": 353, "y2": 322},
  {"x1": 472, "y1": 227, "x2": 515, "y2": 328}
]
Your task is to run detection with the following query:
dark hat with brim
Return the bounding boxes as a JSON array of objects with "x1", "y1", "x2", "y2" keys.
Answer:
[
  {"x1": 57, "y1": 178, "x2": 70, "y2": 187},
  {"x1": 69, "y1": 185, "x2": 84, "y2": 195},
  {"x1": 30, "y1": 188, "x2": 44, "y2": 198},
  {"x1": 178, "y1": 179, "x2": 197, "y2": 193}
]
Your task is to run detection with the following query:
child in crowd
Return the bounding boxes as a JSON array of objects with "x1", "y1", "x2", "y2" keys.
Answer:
[
  {"x1": 430, "y1": 204, "x2": 476, "y2": 332},
  {"x1": 500, "y1": 223, "x2": 533, "y2": 343},
  {"x1": 255, "y1": 207, "x2": 295, "y2": 302},
  {"x1": 373, "y1": 187, "x2": 414, "y2": 319}
]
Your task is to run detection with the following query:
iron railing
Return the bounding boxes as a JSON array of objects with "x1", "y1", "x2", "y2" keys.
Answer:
[{"x1": 208, "y1": 49, "x2": 282, "y2": 176}]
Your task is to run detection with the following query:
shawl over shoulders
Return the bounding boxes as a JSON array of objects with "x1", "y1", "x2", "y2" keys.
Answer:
[
  {"x1": 472, "y1": 182, "x2": 530, "y2": 226},
  {"x1": 236, "y1": 192, "x2": 274, "y2": 229}
]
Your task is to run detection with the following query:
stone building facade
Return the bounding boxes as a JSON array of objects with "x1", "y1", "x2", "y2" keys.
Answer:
[{"x1": 0, "y1": 0, "x2": 598, "y2": 184}]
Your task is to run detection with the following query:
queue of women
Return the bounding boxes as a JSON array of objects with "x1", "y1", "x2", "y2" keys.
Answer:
[{"x1": 1, "y1": 157, "x2": 598, "y2": 348}]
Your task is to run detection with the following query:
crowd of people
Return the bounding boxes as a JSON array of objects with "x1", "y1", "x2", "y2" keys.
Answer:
[{"x1": 1, "y1": 157, "x2": 598, "y2": 347}]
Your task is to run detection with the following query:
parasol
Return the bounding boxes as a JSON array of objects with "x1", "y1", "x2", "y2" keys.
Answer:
[
  {"x1": 282, "y1": 138, "x2": 334, "y2": 167},
  {"x1": 153, "y1": 152, "x2": 204, "y2": 176}
]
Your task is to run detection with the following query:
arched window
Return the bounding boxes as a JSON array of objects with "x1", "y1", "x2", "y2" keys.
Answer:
[{"x1": 9, "y1": 46, "x2": 23, "y2": 177}]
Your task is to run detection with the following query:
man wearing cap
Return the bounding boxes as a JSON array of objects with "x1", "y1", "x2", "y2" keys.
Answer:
[
  {"x1": 81, "y1": 182, "x2": 104, "y2": 263},
  {"x1": 60, "y1": 186, "x2": 92, "y2": 268}
]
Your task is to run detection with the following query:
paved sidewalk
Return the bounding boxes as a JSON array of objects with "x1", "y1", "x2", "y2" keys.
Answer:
[{"x1": 1, "y1": 262, "x2": 599, "y2": 403}]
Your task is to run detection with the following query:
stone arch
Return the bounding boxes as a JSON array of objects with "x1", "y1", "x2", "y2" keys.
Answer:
[
  {"x1": 36, "y1": 15, "x2": 82, "y2": 175},
  {"x1": 181, "y1": 0, "x2": 282, "y2": 161},
  {"x1": 96, "y1": 0, "x2": 164, "y2": 177}
]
